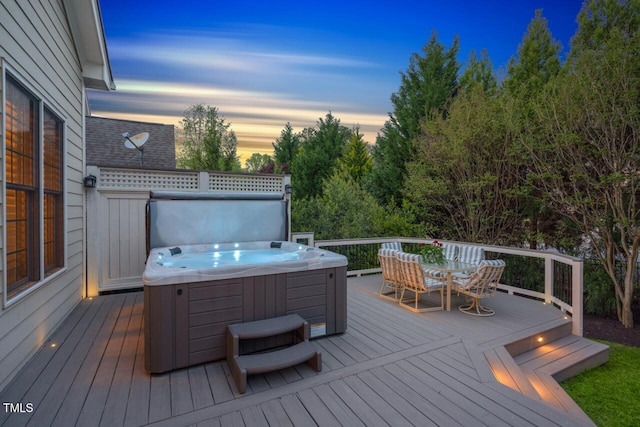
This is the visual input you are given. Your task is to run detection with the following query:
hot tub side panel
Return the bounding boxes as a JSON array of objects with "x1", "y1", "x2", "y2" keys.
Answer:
[{"x1": 144, "y1": 266, "x2": 347, "y2": 373}]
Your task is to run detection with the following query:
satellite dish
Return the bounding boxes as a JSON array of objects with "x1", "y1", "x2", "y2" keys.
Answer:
[
  {"x1": 122, "y1": 132, "x2": 150, "y2": 166},
  {"x1": 123, "y1": 132, "x2": 149, "y2": 149}
]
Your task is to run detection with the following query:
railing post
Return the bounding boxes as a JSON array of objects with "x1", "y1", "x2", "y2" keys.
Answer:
[
  {"x1": 291, "y1": 232, "x2": 315, "y2": 247},
  {"x1": 284, "y1": 175, "x2": 292, "y2": 241},
  {"x1": 544, "y1": 256, "x2": 553, "y2": 304},
  {"x1": 199, "y1": 171, "x2": 209, "y2": 191},
  {"x1": 572, "y1": 259, "x2": 584, "y2": 336}
]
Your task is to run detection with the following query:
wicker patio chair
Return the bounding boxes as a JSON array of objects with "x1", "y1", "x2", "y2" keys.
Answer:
[
  {"x1": 442, "y1": 243, "x2": 458, "y2": 262},
  {"x1": 381, "y1": 241, "x2": 403, "y2": 251},
  {"x1": 452, "y1": 245, "x2": 485, "y2": 280},
  {"x1": 378, "y1": 248, "x2": 402, "y2": 301},
  {"x1": 457, "y1": 245, "x2": 485, "y2": 264},
  {"x1": 397, "y1": 252, "x2": 445, "y2": 313},
  {"x1": 452, "y1": 259, "x2": 505, "y2": 317}
]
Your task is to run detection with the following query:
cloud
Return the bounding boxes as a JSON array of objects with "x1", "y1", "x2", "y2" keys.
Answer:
[
  {"x1": 89, "y1": 78, "x2": 387, "y2": 162},
  {"x1": 91, "y1": 27, "x2": 391, "y2": 163},
  {"x1": 107, "y1": 29, "x2": 376, "y2": 79}
]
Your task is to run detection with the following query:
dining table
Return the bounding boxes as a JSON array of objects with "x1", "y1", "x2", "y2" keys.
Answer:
[{"x1": 421, "y1": 260, "x2": 478, "y2": 311}]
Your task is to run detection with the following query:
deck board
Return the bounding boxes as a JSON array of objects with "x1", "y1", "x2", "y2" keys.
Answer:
[
  {"x1": 327, "y1": 379, "x2": 388, "y2": 426},
  {"x1": 380, "y1": 362, "x2": 469, "y2": 426},
  {"x1": 52, "y1": 295, "x2": 128, "y2": 427},
  {"x1": 296, "y1": 388, "x2": 341, "y2": 427},
  {"x1": 0, "y1": 274, "x2": 597, "y2": 427},
  {"x1": 20, "y1": 296, "x2": 114, "y2": 427},
  {"x1": 259, "y1": 398, "x2": 294, "y2": 427}
]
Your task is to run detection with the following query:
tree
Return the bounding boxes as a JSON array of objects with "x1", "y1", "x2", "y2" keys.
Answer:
[
  {"x1": 177, "y1": 105, "x2": 239, "y2": 171},
  {"x1": 406, "y1": 84, "x2": 524, "y2": 244},
  {"x1": 504, "y1": 9, "x2": 563, "y2": 249},
  {"x1": 369, "y1": 33, "x2": 460, "y2": 204},
  {"x1": 391, "y1": 32, "x2": 460, "y2": 139},
  {"x1": 505, "y1": 9, "x2": 562, "y2": 97},
  {"x1": 245, "y1": 153, "x2": 272, "y2": 173},
  {"x1": 272, "y1": 122, "x2": 300, "y2": 174},
  {"x1": 292, "y1": 171, "x2": 424, "y2": 240},
  {"x1": 368, "y1": 121, "x2": 413, "y2": 204},
  {"x1": 337, "y1": 127, "x2": 372, "y2": 184},
  {"x1": 459, "y1": 49, "x2": 497, "y2": 94},
  {"x1": 290, "y1": 112, "x2": 351, "y2": 199},
  {"x1": 220, "y1": 130, "x2": 241, "y2": 171},
  {"x1": 525, "y1": 0, "x2": 640, "y2": 327},
  {"x1": 293, "y1": 172, "x2": 382, "y2": 239}
]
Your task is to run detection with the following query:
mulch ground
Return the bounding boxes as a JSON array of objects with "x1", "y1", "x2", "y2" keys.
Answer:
[{"x1": 583, "y1": 305, "x2": 640, "y2": 347}]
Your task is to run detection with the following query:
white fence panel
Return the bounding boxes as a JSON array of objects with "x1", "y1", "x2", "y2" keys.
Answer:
[{"x1": 101, "y1": 192, "x2": 148, "y2": 289}]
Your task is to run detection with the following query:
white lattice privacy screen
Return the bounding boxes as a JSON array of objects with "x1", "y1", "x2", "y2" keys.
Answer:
[
  {"x1": 94, "y1": 167, "x2": 287, "y2": 192},
  {"x1": 98, "y1": 168, "x2": 200, "y2": 190},
  {"x1": 208, "y1": 174, "x2": 284, "y2": 192}
]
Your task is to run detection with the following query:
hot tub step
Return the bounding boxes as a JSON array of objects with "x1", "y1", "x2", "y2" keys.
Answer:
[
  {"x1": 227, "y1": 314, "x2": 322, "y2": 393},
  {"x1": 228, "y1": 313, "x2": 308, "y2": 340},
  {"x1": 231, "y1": 342, "x2": 321, "y2": 393}
]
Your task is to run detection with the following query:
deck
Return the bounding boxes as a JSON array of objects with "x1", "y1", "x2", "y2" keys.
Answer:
[{"x1": 0, "y1": 275, "x2": 602, "y2": 427}]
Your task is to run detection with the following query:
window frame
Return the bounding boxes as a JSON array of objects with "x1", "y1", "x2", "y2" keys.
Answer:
[{"x1": 2, "y1": 62, "x2": 68, "y2": 308}]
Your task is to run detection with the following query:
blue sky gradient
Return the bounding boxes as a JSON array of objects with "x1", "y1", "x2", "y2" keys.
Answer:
[{"x1": 89, "y1": 0, "x2": 584, "y2": 162}]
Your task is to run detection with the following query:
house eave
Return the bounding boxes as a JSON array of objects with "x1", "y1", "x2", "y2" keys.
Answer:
[{"x1": 63, "y1": 0, "x2": 116, "y2": 91}]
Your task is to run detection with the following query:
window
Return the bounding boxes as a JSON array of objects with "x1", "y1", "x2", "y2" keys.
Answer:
[
  {"x1": 43, "y1": 108, "x2": 64, "y2": 274},
  {"x1": 4, "y1": 73, "x2": 65, "y2": 301}
]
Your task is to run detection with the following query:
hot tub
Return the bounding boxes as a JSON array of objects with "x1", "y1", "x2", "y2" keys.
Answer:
[{"x1": 143, "y1": 241, "x2": 347, "y2": 373}]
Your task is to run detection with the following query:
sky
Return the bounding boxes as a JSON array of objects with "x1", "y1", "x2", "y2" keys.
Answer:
[{"x1": 89, "y1": 0, "x2": 585, "y2": 165}]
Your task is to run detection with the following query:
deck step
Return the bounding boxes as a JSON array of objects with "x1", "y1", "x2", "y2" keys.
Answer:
[
  {"x1": 486, "y1": 330, "x2": 608, "y2": 427},
  {"x1": 227, "y1": 314, "x2": 322, "y2": 394},
  {"x1": 515, "y1": 335, "x2": 610, "y2": 383},
  {"x1": 484, "y1": 346, "x2": 540, "y2": 400},
  {"x1": 504, "y1": 320, "x2": 573, "y2": 356}
]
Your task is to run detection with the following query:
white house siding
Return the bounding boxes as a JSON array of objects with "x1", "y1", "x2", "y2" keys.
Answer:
[{"x1": 0, "y1": 0, "x2": 86, "y2": 391}]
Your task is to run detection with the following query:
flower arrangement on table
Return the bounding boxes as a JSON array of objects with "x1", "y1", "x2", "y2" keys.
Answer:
[{"x1": 418, "y1": 240, "x2": 445, "y2": 264}]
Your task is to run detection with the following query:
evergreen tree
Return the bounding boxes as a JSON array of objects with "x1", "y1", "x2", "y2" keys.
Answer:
[
  {"x1": 291, "y1": 112, "x2": 351, "y2": 199},
  {"x1": 459, "y1": 49, "x2": 497, "y2": 94},
  {"x1": 504, "y1": 9, "x2": 562, "y2": 249},
  {"x1": 338, "y1": 127, "x2": 372, "y2": 184},
  {"x1": 392, "y1": 32, "x2": 460, "y2": 139},
  {"x1": 369, "y1": 33, "x2": 460, "y2": 204},
  {"x1": 368, "y1": 122, "x2": 411, "y2": 204},
  {"x1": 272, "y1": 122, "x2": 300, "y2": 174},
  {"x1": 505, "y1": 9, "x2": 561, "y2": 97}
]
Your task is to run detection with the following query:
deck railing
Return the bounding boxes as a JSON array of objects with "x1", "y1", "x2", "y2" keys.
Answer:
[{"x1": 292, "y1": 235, "x2": 584, "y2": 336}]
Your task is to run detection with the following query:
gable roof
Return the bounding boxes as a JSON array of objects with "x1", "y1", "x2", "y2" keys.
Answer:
[
  {"x1": 63, "y1": 0, "x2": 115, "y2": 91},
  {"x1": 86, "y1": 116, "x2": 176, "y2": 169}
]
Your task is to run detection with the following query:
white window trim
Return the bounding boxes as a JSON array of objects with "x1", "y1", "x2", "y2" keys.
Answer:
[{"x1": 2, "y1": 60, "x2": 68, "y2": 309}]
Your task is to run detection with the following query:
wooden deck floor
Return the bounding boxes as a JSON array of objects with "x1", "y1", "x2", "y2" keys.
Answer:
[{"x1": 0, "y1": 275, "x2": 596, "y2": 427}]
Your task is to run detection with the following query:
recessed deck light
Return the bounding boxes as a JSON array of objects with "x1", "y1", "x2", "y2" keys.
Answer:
[{"x1": 537, "y1": 336, "x2": 544, "y2": 343}]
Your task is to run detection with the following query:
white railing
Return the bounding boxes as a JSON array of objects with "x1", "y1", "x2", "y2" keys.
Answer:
[{"x1": 292, "y1": 234, "x2": 583, "y2": 336}]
